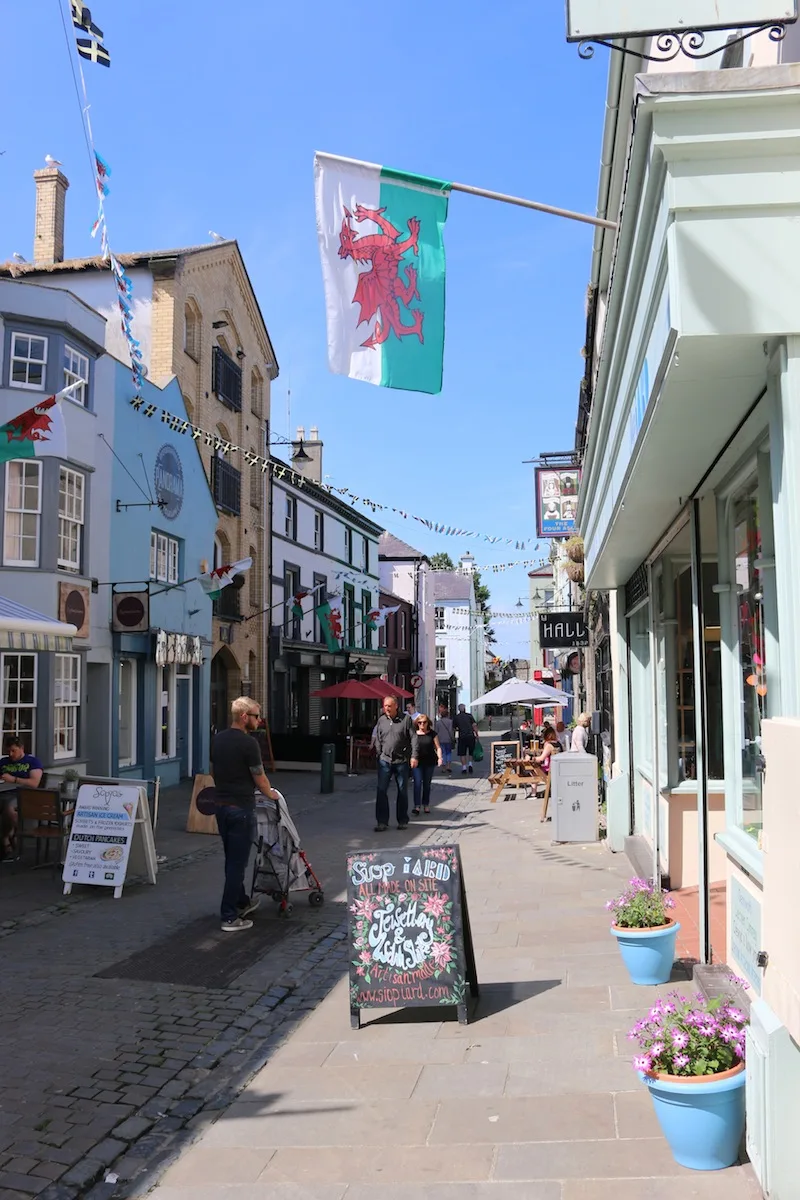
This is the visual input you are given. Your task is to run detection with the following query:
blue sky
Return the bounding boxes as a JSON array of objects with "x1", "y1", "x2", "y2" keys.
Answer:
[{"x1": 1, "y1": 1, "x2": 608, "y2": 659}]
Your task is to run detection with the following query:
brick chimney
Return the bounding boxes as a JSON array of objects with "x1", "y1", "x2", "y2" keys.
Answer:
[
  {"x1": 33, "y1": 168, "x2": 70, "y2": 264},
  {"x1": 290, "y1": 424, "x2": 323, "y2": 484}
]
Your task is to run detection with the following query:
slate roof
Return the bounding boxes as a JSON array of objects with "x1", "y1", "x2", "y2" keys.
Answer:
[
  {"x1": 432, "y1": 571, "x2": 474, "y2": 602},
  {"x1": 379, "y1": 532, "x2": 427, "y2": 560}
]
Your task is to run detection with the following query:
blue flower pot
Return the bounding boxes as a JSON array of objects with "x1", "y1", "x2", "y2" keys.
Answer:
[
  {"x1": 611, "y1": 921, "x2": 680, "y2": 985},
  {"x1": 640, "y1": 1064, "x2": 746, "y2": 1170}
]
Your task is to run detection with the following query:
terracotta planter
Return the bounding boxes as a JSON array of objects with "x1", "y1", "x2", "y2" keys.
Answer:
[{"x1": 640, "y1": 1061, "x2": 746, "y2": 1170}]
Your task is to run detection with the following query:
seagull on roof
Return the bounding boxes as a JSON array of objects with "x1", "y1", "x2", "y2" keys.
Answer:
[
  {"x1": 208, "y1": 230, "x2": 226, "y2": 243},
  {"x1": 12, "y1": 252, "x2": 26, "y2": 263},
  {"x1": 45, "y1": 154, "x2": 63, "y2": 168}
]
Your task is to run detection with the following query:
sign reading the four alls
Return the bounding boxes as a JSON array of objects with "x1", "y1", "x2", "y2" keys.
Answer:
[
  {"x1": 346, "y1": 844, "x2": 479, "y2": 1028},
  {"x1": 154, "y1": 444, "x2": 184, "y2": 520}
]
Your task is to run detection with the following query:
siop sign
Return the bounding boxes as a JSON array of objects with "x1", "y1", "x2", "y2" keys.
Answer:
[{"x1": 566, "y1": 1, "x2": 797, "y2": 41}]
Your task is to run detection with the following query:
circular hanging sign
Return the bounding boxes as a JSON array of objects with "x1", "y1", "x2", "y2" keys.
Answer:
[
  {"x1": 154, "y1": 444, "x2": 184, "y2": 520},
  {"x1": 63, "y1": 589, "x2": 86, "y2": 630},
  {"x1": 116, "y1": 594, "x2": 147, "y2": 628},
  {"x1": 410, "y1": 673, "x2": 423, "y2": 690}
]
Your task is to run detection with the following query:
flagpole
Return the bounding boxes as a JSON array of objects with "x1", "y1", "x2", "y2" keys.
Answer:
[{"x1": 316, "y1": 151, "x2": 617, "y2": 232}]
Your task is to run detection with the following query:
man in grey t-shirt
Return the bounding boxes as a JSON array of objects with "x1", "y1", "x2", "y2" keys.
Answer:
[{"x1": 373, "y1": 696, "x2": 418, "y2": 832}]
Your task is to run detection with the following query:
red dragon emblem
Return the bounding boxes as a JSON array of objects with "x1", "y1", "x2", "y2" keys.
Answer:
[
  {"x1": 339, "y1": 204, "x2": 424, "y2": 348},
  {"x1": 3, "y1": 397, "x2": 56, "y2": 443},
  {"x1": 324, "y1": 607, "x2": 343, "y2": 643}
]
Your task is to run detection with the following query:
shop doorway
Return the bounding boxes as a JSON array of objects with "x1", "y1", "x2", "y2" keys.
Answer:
[
  {"x1": 210, "y1": 646, "x2": 238, "y2": 736},
  {"x1": 176, "y1": 674, "x2": 191, "y2": 778}
]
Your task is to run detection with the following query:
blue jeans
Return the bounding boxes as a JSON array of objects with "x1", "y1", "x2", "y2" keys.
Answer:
[
  {"x1": 440, "y1": 743, "x2": 452, "y2": 766},
  {"x1": 376, "y1": 760, "x2": 409, "y2": 827},
  {"x1": 215, "y1": 804, "x2": 255, "y2": 922},
  {"x1": 412, "y1": 764, "x2": 435, "y2": 810}
]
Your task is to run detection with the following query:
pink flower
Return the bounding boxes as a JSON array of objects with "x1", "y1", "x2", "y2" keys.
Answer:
[
  {"x1": 423, "y1": 894, "x2": 449, "y2": 918},
  {"x1": 673, "y1": 1053, "x2": 690, "y2": 1070},
  {"x1": 356, "y1": 966, "x2": 365, "y2": 976},
  {"x1": 352, "y1": 898, "x2": 377, "y2": 920},
  {"x1": 660, "y1": 1001, "x2": 676, "y2": 1014},
  {"x1": 649, "y1": 1042, "x2": 665, "y2": 1058},
  {"x1": 359, "y1": 950, "x2": 371, "y2": 964},
  {"x1": 633, "y1": 1054, "x2": 652, "y2": 1072},
  {"x1": 724, "y1": 1006, "x2": 747, "y2": 1024},
  {"x1": 648, "y1": 1005, "x2": 664, "y2": 1021},
  {"x1": 698, "y1": 1022, "x2": 716, "y2": 1038},
  {"x1": 671, "y1": 1030, "x2": 689, "y2": 1049},
  {"x1": 430, "y1": 941, "x2": 452, "y2": 967},
  {"x1": 734, "y1": 1041, "x2": 746, "y2": 1059},
  {"x1": 719, "y1": 1023, "x2": 740, "y2": 1044}
]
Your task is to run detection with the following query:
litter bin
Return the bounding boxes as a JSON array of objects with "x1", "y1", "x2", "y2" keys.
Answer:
[{"x1": 320, "y1": 743, "x2": 335, "y2": 794}]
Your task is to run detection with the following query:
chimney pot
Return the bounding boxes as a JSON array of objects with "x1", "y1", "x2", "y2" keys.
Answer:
[
  {"x1": 296, "y1": 425, "x2": 305, "y2": 440},
  {"x1": 33, "y1": 168, "x2": 69, "y2": 265},
  {"x1": 309, "y1": 425, "x2": 319, "y2": 440}
]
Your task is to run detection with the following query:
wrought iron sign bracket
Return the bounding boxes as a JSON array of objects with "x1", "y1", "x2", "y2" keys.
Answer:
[{"x1": 577, "y1": 21, "x2": 789, "y2": 61}]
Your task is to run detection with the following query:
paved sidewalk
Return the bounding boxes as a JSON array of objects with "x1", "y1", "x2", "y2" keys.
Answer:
[{"x1": 149, "y1": 773, "x2": 761, "y2": 1200}]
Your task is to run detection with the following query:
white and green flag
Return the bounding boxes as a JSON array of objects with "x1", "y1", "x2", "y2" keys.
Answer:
[{"x1": 315, "y1": 152, "x2": 450, "y2": 395}]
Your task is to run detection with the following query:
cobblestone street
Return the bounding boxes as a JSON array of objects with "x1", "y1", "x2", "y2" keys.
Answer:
[{"x1": 0, "y1": 769, "x2": 476, "y2": 1200}]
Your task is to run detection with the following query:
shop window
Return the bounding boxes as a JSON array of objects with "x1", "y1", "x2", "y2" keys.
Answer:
[
  {"x1": 734, "y1": 485, "x2": 766, "y2": 842},
  {"x1": 118, "y1": 659, "x2": 137, "y2": 768},
  {"x1": 284, "y1": 567, "x2": 300, "y2": 639},
  {"x1": 285, "y1": 494, "x2": 297, "y2": 540},
  {"x1": 673, "y1": 564, "x2": 724, "y2": 782},
  {"x1": 54, "y1": 653, "x2": 80, "y2": 759},
  {"x1": 628, "y1": 604, "x2": 653, "y2": 833},
  {"x1": 1, "y1": 653, "x2": 36, "y2": 752},
  {"x1": 10, "y1": 332, "x2": 47, "y2": 390},
  {"x1": 58, "y1": 467, "x2": 85, "y2": 572},
  {"x1": 157, "y1": 664, "x2": 176, "y2": 759},
  {"x1": 314, "y1": 511, "x2": 324, "y2": 551},
  {"x1": 4, "y1": 460, "x2": 41, "y2": 566}
]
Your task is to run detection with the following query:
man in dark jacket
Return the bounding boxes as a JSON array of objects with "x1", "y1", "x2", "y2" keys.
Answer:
[
  {"x1": 453, "y1": 704, "x2": 478, "y2": 774},
  {"x1": 373, "y1": 695, "x2": 418, "y2": 832}
]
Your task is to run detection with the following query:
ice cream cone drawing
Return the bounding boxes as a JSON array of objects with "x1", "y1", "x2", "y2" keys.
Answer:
[{"x1": 123, "y1": 802, "x2": 135, "y2": 818}]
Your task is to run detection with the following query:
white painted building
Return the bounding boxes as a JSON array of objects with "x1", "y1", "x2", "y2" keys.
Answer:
[
  {"x1": 432, "y1": 555, "x2": 485, "y2": 713},
  {"x1": 269, "y1": 428, "x2": 384, "y2": 762},
  {"x1": 378, "y1": 533, "x2": 435, "y2": 717}
]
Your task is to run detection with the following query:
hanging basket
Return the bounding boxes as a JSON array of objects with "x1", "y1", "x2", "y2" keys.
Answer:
[
  {"x1": 565, "y1": 536, "x2": 584, "y2": 563},
  {"x1": 565, "y1": 561, "x2": 584, "y2": 583}
]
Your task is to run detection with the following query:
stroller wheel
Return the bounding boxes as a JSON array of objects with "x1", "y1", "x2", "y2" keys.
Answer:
[
  {"x1": 278, "y1": 902, "x2": 293, "y2": 918},
  {"x1": 308, "y1": 890, "x2": 324, "y2": 907}
]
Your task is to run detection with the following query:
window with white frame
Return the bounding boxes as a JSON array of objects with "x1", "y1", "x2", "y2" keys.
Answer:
[
  {"x1": 435, "y1": 606, "x2": 445, "y2": 631},
  {"x1": 285, "y1": 494, "x2": 297, "y2": 540},
  {"x1": 184, "y1": 302, "x2": 200, "y2": 360},
  {"x1": 63, "y1": 345, "x2": 89, "y2": 407},
  {"x1": 4, "y1": 460, "x2": 41, "y2": 566},
  {"x1": 58, "y1": 467, "x2": 85, "y2": 571},
  {"x1": 1, "y1": 653, "x2": 36, "y2": 752},
  {"x1": 157, "y1": 663, "x2": 176, "y2": 759},
  {"x1": 314, "y1": 511, "x2": 324, "y2": 551},
  {"x1": 53, "y1": 653, "x2": 80, "y2": 759},
  {"x1": 149, "y1": 531, "x2": 180, "y2": 584},
  {"x1": 10, "y1": 333, "x2": 47, "y2": 390},
  {"x1": 436, "y1": 645, "x2": 446, "y2": 672}
]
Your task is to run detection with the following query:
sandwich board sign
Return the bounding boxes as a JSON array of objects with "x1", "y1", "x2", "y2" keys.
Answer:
[
  {"x1": 346, "y1": 843, "x2": 479, "y2": 1028},
  {"x1": 566, "y1": 1, "x2": 797, "y2": 41},
  {"x1": 63, "y1": 783, "x2": 157, "y2": 898}
]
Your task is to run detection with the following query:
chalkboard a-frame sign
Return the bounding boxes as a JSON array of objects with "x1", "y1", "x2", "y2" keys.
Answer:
[
  {"x1": 491, "y1": 740, "x2": 520, "y2": 776},
  {"x1": 346, "y1": 843, "x2": 479, "y2": 1028}
]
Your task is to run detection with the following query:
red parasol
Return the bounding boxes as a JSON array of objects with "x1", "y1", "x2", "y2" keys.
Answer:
[
  {"x1": 362, "y1": 678, "x2": 414, "y2": 700},
  {"x1": 310, "y1": 679, "x2": 385, "y2": 699}
]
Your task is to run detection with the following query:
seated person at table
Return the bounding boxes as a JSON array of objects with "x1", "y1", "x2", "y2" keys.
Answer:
[
  {"x1": 532, "y1": 728, "x2": 560, "y2": 774},
  {"x1": 0, "y1": 738, "x2": 43, "y2": 857}
]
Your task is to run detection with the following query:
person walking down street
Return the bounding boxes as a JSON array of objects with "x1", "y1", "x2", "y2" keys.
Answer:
[
  {"x1": 453, "y1": 703, "x2": 478, "y2": 774},
  {"x1": 374, "y1": 696, "x2": 418, "y2": 832},
  {"x1": 412, "y1": 715, "x2": 443, "y2": 815},
  {"x1": 210, "y1": 697, "x2": 277, "y2": 933},
  {"x1": 556, "y1": 720, "x2": 570, "y2": 753},
  {"x1": 571, "y1": 712, "x2": 592, "y2": 752},
  {"x1": 435, "y1": 704, "x2": 454, "y2": 774},
  {"x1": 405, "y1": 700, "x2": 421, "y2": 722}
]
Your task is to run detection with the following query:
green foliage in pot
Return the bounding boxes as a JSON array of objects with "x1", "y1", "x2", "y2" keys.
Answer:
[{"x1": 629, "y1": 985, "x2": 748, "y2": 1077}]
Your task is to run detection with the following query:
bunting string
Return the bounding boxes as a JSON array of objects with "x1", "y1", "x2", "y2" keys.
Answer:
[{"x1": 128, "y1": 398, "x2": 533, "y2": 550}]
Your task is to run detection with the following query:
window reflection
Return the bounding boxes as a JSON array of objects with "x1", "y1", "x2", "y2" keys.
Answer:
[{"x1": 734, "y1": 487, "x2": 765, "y2": 842}]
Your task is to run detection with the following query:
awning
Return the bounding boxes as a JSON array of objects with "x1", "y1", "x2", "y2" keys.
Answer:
[{"x1": 0, "y1": 596, "x2": 77, "y2": 651}]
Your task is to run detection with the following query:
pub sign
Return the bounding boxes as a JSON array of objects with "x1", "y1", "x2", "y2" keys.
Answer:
[{"x1": 539, "y1": 610, "x2": 589, "y2": 649}]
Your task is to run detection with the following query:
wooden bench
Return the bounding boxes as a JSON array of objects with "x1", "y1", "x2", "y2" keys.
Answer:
[{"x1": 489, "y1": 763, "x2": 546, "y2": 804}]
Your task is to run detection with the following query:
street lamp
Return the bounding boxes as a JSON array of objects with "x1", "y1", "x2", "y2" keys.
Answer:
[{"x1": 351, "y1": 658, "x2": 368, "y2": 678}]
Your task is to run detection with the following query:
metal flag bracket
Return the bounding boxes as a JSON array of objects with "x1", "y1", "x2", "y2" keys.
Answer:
[{"x1": 577, "y1": 22, "x2": 789, "y2": 62}]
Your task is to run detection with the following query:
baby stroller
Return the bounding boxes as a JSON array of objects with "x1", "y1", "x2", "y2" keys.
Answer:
[{"x1": 251, "y1": 790, "x2": 324, "y2": 916}]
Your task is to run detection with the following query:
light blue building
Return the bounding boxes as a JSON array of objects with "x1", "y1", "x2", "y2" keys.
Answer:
[{"x1": 109, "y1": 368, "x2": 216, "y2": 785}]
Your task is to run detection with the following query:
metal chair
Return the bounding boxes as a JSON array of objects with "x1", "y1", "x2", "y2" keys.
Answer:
[{"x1": 16, "y1": 788, "x2": 70, "y2": 867}]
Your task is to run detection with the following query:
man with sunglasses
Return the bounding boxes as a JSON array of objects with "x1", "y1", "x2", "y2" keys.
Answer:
[{"x1": 210, "y1": 696, "x2": 277, "y2": 932}]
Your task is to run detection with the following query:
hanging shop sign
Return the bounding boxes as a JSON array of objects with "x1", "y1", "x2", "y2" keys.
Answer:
[
  {"x1": 535, "y1": 466, "x2": 580, "y2": 539},
  {"x1": 565, "y1": 1, "x2": 797, "y2": 41},
  {"x1": 539, "y1": 610, "x2": 589, "y2": 649},
  {"x1": 112, "y1": 590, "x2": 150, "y2": 633},
  {"x1": 59, "y1": 582, "x2": 90, "y2": 639},
  {"x1": 155, "y1": 630, "x2": 203, "y2": 666},
  {"x1": 346, "y1": 844, "x2": 479, "y2": 1028},
  {"x1": 154, "y1": 444, "x2": 184, "y2": 520}
]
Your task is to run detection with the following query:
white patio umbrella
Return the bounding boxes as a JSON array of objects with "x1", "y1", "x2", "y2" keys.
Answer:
[{"x1": 469, "y1": 676, "x2": 571, "y2": 707}]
